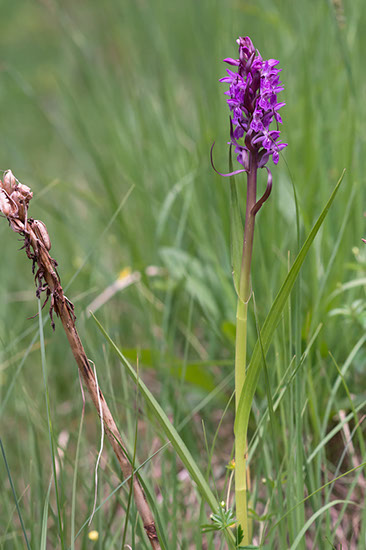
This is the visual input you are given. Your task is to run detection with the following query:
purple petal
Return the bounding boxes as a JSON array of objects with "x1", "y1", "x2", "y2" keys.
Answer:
[
  {"x1": 272, "y1": 151, "x2": 279, "y2": 164},
  {"x1": 223, "y1": 57, "x2": 240, "y2": 66},
  {"x1": 218, "y1": 36, "x2": 287, "y2": 171}
]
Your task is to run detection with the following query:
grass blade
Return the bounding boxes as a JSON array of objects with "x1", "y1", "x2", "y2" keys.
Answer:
[
  {"x1": 40, "y1": 481, "x2": 52, "y2": 550},
  {"x1": 235, "y1": 170, "x2": 345, "y2": 438},
  {"x1": 91, "y1": 314, "x2": 219, "y2": 512},
  {"x1": 0, "y1": 438, "x2": 31, "y2": 550},
  {"x1": 38, "y1": 300, "x2": 65, "y2": 549},
  {"x1": 70, "y1": 377, "x2": 85, "y2": 550},
  {"x1": 289, "y1": 500, "x2": 355, "y2": 550}
]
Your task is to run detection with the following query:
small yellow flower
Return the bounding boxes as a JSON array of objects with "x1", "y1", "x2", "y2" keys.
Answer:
[
  {"x1": 88, "y1": 530, "x2": 99, "y2": 541},
  {"x1": 226, "y1": 459, "x2": 235, "y2": 471},
  {"x1": 118, "y1": 267, "x2": 132, "y2": 280}
]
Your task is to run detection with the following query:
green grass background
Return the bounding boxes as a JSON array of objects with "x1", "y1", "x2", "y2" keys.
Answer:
[{"x1": 1, "y1": 0, "x2": 366, "y2": 548}]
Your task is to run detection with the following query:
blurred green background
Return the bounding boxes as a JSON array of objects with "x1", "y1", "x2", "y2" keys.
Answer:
[{"x1": 1, "y1": 0, "x2": 366, "y2": 548}]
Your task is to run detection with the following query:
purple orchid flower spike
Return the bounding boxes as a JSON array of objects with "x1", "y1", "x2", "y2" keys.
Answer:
[
  {"x1": 213, "y1": 35, "x2": 287, "y2": 213},
  {"x1": 216, "y1": 37, "x2": 287, "y2": 542}
]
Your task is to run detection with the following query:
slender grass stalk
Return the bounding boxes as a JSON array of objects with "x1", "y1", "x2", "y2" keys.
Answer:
[
  {"x1": 71, "y1": 374, "x2": 85, "y2": 550},
  {"x1": 0, "y1": 439, "x2": 31, "y2": 550},
  {"x1": 38, "y1": 298, "x2": 65, "y2": 549}
]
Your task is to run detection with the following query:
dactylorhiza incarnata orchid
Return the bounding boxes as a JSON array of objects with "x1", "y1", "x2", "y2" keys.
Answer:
[
  {"x1": 211, "y1": 36, "x2": 287, "y2": 542},
  {"x1": 212, "y1": 36, "x2": 287, "y2": 211}
]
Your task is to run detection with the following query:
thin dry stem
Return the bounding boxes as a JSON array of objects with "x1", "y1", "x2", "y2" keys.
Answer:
[{"x1": 0, "y1": 171, "x2": 161, "y2": 549}]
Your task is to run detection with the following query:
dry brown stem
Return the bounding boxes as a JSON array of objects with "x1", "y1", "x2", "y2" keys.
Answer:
[{"x1": 0, "y1": 170, "x2": 161, "y2": 549}]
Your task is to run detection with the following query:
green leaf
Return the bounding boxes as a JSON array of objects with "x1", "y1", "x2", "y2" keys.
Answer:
[
  {"x1": 234, "y1": 170, "x2": 345, "y2": 437},
  {"x1": 40, "y1": 481, "x2": 52, "y2": 550},
  {"x1": 289, "y1": 500, "x2": 351, "y2": 550},
  {"x1": 0, "y1": 439, "x2": 31, "y2": 550}
]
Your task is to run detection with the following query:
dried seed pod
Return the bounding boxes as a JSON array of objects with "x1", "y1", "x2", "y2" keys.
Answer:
[
  {"x1": 2, "y1": 170, "x2": 17, "y2": 195},
  {"x1": 16, "y1": 183, "x2": 33, "y2": 204},
  {"x1": 9, "y1": 190, "x2": 26, "y2": 221},
  {"x1": 0, "y1": 189, "x2": 17, "y2": 217},
  {"x1": 32, "y1": 219, "x2": 51, "y2": 251},
  {"x1": 0, "y1": 189, "x2": 12, "y2": 216}
]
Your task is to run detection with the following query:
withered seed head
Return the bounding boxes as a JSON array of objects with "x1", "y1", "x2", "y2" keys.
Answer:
[
  {"x1": 2, "y1": 170, "x2": 17, "y2": 195},
  {"x1": 0, "y1": 170, "x2": 33, "y2": 223},
  {"x1": 15, "y1": 182, "x2": 33, "y2": 203},
  {"x1": 31, "y1": 219, "x2": 52, "y2": 251},
  {"x1": 0, "y1": 189, "x2": 16, "y2": 217},
  {"x1": 9, "y1": 190, "x2": 26, "y2": 222}
]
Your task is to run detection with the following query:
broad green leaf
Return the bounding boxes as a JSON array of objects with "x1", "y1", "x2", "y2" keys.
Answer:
[{"x1": 235, "y1": 170, "x2": 345, "y2": 437}]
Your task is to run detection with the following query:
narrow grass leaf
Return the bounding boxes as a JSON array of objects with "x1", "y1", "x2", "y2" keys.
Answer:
[
  {"x1": 71, "y1": 375, "x2": 85, "y2": 550},
  {"x1": 38, "y1": 301, "x2": 65, "y2": 549},
  {"x1": 235, "y1": 170, "x2": 345, "y2": 437},
  {"x1": 249, "y1": 324, "x2": 322, "y2": 461},
  {"x1": 329, "y1": 351, "x2": 366, "y2": 457},
  {"x1": 122, "y1": 369, "x2": 140, "y2": 550},
  {"x1": 266, "y1": 461, "x2": 366, "y2": 540},
  {"x1": 314, "y1": 182, "x2": 356, "y2": 310},
  {"x1": 92, "y1": 314, "x2": 218, "y2": 511},
  {"x1": 321, "y1": 333, "x2": 366, "y2": 436},
  {"x1": 0, "y1": 327, "x2": 42, "y2": 417},
  {"x1": 93, "y1": 316, "x2": 237, "y2": 548},
  {"x1": 289, "y1": 500, "x2": 355, "y2": 550},
  {"x1": 308, "y1": 399, "x2": 366, "y2": 463},
  {"x1": 0, "y1": 439, "x2": 31, "y2": 550},
  {"x1": 40, "y1": 481, "x2": 52, "y2": 550},
  {"x1": 70, "y1": 446, "x2": 167, "y2": 546}
]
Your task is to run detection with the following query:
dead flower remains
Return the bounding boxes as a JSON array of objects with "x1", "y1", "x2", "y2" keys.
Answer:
[{"x1": 0, "y1": 170, "x2": 161, "y2": 550}]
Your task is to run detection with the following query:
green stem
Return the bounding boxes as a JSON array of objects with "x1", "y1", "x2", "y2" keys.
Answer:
[{"x1": 235, "y1": 153, "x2": 257, "y2": 544}]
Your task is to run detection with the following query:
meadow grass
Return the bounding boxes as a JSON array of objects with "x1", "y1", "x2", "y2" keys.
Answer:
[{"x1": 1, "y1": 0, "x2": 366, "y2": 548}]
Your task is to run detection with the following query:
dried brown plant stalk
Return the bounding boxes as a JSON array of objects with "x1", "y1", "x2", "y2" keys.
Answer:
[{"x1": 0, "y1": 170, "x2": 161, "y2": 549}]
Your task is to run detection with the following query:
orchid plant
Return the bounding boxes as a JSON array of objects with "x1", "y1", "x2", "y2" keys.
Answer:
[{"x1": 213, "y1": 36, "x2": 287, "y2": 544}]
